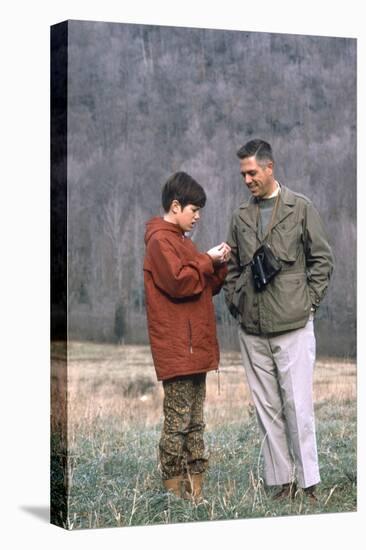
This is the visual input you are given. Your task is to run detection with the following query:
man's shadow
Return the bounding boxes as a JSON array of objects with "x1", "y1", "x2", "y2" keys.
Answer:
[{"x1": 20, "y1": 506, "x2": 49, "y2": 523}]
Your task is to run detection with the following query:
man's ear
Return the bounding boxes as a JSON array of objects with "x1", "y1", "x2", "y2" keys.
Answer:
[{"x1": 266, "y1": 161, "x2": 274, "y2": 176}]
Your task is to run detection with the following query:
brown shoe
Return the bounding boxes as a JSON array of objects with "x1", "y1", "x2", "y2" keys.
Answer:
[
  {"x1": 304, "y1": 485, "x2": 318, "y2": 503},
  {"x1": 273, "y1": 482, "x2": 297, "y2": 501}
]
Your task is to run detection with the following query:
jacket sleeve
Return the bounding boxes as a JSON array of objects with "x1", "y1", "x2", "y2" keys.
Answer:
[
  {"x1": 146, "y1": 237, "x2": 214, "y2": 299},
  {"x1": 207, "y1": 262, "x2": 228, "y2": 296},
  {"x1": 223, "y1": 215, "x2": 242, "y2": 317},
  {"x1": 304, "y1": 202, "x2": 334, "y2": 308}
]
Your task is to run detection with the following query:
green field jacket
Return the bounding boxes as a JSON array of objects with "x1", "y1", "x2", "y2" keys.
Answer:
[{"x1": 223, "y1": 185, "x2": 334, "y2": 335}]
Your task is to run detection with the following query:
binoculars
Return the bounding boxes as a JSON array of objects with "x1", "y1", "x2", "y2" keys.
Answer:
[{"x1": 250, "y1": 243, "x2": 282, "y2": 291}]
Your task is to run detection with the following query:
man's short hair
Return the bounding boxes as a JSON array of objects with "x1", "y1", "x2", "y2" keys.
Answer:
[
  {"x1": 161, "y1": 172, "x2": 206, "y2": 212},
  {"x1": 236, "y1": 139, "x2": 274, "y2": 166}
]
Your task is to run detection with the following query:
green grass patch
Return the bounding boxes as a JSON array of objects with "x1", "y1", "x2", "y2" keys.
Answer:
[{"x1": 59, "y1": 406, "x2": 356, "y2": 529}]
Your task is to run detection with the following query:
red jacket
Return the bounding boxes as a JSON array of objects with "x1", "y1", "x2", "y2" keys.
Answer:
[{"x1": 143, "y1": 217, "x2": 227, "y2": 381}]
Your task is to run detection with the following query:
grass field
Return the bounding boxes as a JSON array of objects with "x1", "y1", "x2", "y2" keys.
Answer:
[{"x1": 51, "y1": 342, "x2": 356, "y2": 530}]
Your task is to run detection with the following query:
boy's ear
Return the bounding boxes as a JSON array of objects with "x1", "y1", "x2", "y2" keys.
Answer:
[{"x1": 171, "y1": 199, "x2": 182, "y2": 213}]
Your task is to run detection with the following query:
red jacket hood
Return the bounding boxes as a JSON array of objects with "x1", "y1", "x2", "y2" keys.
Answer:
[{"x1": 144, "y1": 216, "x2": 184, "y2": 244}]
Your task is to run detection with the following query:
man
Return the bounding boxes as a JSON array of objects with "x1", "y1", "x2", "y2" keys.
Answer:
[{"x1": 224, "y1": 139, "x2": 334, "y2": 501}]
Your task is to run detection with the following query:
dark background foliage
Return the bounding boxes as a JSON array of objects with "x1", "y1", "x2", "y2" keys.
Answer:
[{"x1": 62, "y1": 20, "x2": 356, "y2": 356}]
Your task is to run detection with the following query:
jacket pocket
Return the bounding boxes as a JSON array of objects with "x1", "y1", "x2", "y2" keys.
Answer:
[
  {"x1": 271, "y1": 223, "x2": 300, "y2": 263},
  {"x1": 188, "y1": 320, "x2": 193, "y2": 354},
  {"x1": 237, "y1": 227, "x2": 257, "y2": 266},
  {"x1": 188, "y1": 315, "x2": 212, "y2": 356},
  {"x1": 266, "y1": 271, "x2": 311, "y2": 326}
]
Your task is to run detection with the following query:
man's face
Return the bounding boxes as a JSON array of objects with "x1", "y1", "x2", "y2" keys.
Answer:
[
  {"x1": 240, "y1": 156, "x2": 275, "y2": 199},
  {"x1": 175, "y1": 203, "x2": 201, "y2": 232}
]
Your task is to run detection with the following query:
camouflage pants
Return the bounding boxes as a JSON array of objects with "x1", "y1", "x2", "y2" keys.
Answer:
[{"x1": 159, "y1": 373, "x2": 208, "y2": 480}]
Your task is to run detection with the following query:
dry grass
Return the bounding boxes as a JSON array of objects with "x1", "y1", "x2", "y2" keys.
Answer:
[
  {"x1": 51, "y1": 341, "x2": 356, "y2": 446},
  {"x1": 50, "y1": 342, "x2": 356, "y2": 529}
]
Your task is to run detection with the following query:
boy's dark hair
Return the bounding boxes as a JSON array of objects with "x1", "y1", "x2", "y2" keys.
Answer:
[
  {"x1": 236, "y1": 139, "x2": 274, "y2": 166},
  {"x1": 162, "y1": 171, "x2": 206, "y2": 212}
]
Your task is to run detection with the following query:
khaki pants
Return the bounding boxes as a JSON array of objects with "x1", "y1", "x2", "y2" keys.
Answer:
[
  {"x1": 159, "y1": 373, "x2": 208, "y2": 480},
  {"x1": 238, "y1": 317, "x2": 320, "y2": 489}
]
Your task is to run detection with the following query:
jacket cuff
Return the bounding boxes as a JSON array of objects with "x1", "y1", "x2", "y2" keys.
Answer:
[
  {"x1": 214, "y1": 262, "x2": 228, "y2": 275},
  {"x1": 195, "y1": 253, "x2": 215, "y2": 275},
  {"x1": 309, "y1": 288, "x2": 321, "y2": 309}
]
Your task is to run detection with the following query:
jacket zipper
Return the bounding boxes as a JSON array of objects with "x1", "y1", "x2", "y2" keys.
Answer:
[{"x1": 188, "y1": 320, "x2": 193, "y2": 353}]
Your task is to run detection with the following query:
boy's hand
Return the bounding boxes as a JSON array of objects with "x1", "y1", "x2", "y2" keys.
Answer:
[{"x1": 207, "y1": 242, "x2": 231, "y2": 264}]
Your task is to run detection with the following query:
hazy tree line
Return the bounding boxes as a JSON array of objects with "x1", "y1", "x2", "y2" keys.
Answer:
[{"x1": 60, "y1": 21, "x2": 356, "y2": 356}]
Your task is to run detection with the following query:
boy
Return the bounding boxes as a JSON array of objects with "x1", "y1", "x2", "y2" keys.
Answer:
[{"x1": 143, "y1": 171, "x2": 230, "y2": 503}]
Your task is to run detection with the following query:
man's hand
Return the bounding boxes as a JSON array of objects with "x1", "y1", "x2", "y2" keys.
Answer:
[{"x1": 207, "y1": 242, "x2": 231, "y2": 264}]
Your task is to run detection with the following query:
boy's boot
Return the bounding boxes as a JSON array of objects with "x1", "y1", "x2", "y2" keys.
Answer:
[
  {"x1": 163, "y1": 476, "x2": 183, "y2": 498},
  {"x1": 185, "y1": 473, "x2": 204, "y2": 504}
]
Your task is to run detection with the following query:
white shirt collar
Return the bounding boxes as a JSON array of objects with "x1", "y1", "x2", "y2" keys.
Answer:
[{"x1": 264, "y1": 180, "x2": 281, "y2": 199}]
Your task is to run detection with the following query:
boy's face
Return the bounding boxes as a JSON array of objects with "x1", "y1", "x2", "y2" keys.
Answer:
[{"x1": 173, "y1": 202, "x2": 201, "y2": 232}]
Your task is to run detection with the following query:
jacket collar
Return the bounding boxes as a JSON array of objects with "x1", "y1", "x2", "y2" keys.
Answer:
[{"x1": 238, "y1": 185, "x2": 296, "y2": 235}]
